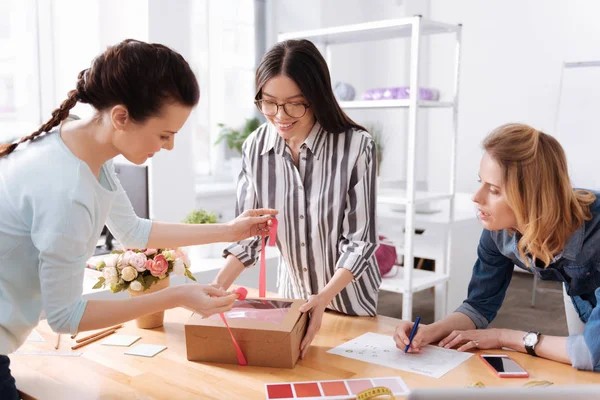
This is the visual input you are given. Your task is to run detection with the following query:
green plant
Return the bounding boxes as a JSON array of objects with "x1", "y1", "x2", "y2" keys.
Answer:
[
  {"x1": 364, "y1": 123, "x2": 386, "y2": 176},
  {"x1": 215, "y1": 117, "x2": 261, "y2": 154},
  {"x1": 181, "y1": 209, "x2": 218, "y2": 224}
]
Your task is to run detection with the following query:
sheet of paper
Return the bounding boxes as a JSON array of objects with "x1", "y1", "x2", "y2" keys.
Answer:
[
  {"x1": 124, "y1": 344, "x2": 167, "y2": 358},
  {"x1": 101, "y1": 335, "x2": 141, "y2": 347},
  {"x1": 327, "y1": 332, "x2": 473, "y2": 379},
  {"x1": 25, "y1": 329, "x2": 45, "y2": 343}
]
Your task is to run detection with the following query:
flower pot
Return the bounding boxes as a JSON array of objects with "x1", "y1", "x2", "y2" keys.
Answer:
[{"x1": 128, "y1": 276, "x2": 170, "y2": 329}]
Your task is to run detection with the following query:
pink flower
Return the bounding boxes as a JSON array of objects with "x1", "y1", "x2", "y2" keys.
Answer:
[
  {"x1": 143, "y1": 259, "x2": 155, "y2": 274},
  {"x1": 144, "y1": 248, "x2": 158, "y2": 256},
  {"x1": 174, "y1": 248, "x2": 191, "y2": 267},
  {"x1": 130, "y1": 253, "x2": 148, "y2": 272},
  {"x1": 147, "y1": 254, "x2": 168, "y2": 276}
]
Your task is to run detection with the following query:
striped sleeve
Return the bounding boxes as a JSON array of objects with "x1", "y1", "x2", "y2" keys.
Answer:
[
  {"x1": 223, "y1": 138, "x2": 263, "y2": 267},
  {"x1": 336, "y1": 137, "x2": 379, "y2": 279}
]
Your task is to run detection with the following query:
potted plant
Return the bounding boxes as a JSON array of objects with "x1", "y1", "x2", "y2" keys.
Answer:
[
  {"x1": 181, "y1": 209, "x2": 218, "y2": 258},
  {"x1": 93, "y1": 248, "x2": 195, "y2": 328},
  {"x1": 215, "y1": 117, "x2": 261, "y2": 181}
]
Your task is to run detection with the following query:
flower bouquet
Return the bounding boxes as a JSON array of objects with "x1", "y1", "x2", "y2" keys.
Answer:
[
  {"x1": 93, "y1": 248, "x2": 196, "y2": 293},
  {"x1": 93, "y1": 248, "x2": 196, "y2": 328}
]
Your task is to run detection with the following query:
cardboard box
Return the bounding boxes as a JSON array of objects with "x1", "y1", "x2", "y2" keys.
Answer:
[{"x1": 185, "y1": 298, "x2": 308, "y2": 368}]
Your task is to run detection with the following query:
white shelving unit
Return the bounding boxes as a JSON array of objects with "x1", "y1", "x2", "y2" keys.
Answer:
[{"x1": 278, "y1": 16, "x2": 462, "y2": 321}]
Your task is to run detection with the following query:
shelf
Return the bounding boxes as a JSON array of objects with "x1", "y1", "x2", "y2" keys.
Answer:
[
  {"x1": 380, "y1": 266, "x2": 449, "y2": 294},
  {"x1": 377, "y1": 189, "x2": 453, "y2": 206},
  {"x1": 377, "y1": 192, "x2": 479, "y2": 224},
  {"x1": 378, "y1": 233, "x2": 446, "y2": 261},
  {"x1": 339, "y1": 100, "x2": 454, "y2": 109},
  {"x1": 278, "y1": 17, "x2": 459, "y2": 44}
]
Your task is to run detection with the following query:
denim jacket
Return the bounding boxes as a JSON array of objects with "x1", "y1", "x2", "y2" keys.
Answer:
[{"x1": 456, "y1": 191, "x2": 600, "y2": 372}]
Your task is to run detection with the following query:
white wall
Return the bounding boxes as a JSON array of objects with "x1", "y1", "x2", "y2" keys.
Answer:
[
  {"x1": 268, "y1": 0, "x2": 434, "y2": 184},
  {"x1": 429, "y1": 0, "x2": 600, "y2": 193},
  {"x1": 147, "y1": 0, "x2": 196, "y2": 222}
]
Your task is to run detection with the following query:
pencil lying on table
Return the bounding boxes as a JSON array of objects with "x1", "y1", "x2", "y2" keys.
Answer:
[
  {"x1": 71, "y1": 329, "x2": 117, "y2": 350},
  {"x1": 75, "y1": 324, "x2": 123, "y2": 344}
]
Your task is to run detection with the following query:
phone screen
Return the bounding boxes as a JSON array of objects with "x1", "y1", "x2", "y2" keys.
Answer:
[{"x1": 481, "y1": 355, "x2": 527, "y2": 374}]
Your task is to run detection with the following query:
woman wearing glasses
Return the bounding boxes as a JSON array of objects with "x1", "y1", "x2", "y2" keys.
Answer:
[{"x1": 213, "y1": 39, "x2": 381, "y2": 358}]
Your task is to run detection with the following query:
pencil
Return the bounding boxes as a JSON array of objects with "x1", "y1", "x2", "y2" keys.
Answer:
[
  {"x1": 75, "y1": 324, "x2": 123, "y2": 344},
  {"x1": 54, "y1": 334, "x2": 60, "y2": 350},
  {"x1": 71, "y1": 329, "x2": 116, "y2": 350}
]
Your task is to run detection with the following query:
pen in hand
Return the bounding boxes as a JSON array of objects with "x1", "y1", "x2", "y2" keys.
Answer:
[{"x1": 404, "y1": 316, "x2": 421, "y2": 353}]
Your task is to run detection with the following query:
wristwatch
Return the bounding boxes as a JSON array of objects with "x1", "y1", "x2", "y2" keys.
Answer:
[{"x1": 523, "y1": 331, "x2": 541, "y2": 356}]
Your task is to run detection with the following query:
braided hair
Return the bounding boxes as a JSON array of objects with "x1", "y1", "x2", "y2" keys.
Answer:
[{"x1": 0, "y1": 39, "x2": 199, "y2": 158}]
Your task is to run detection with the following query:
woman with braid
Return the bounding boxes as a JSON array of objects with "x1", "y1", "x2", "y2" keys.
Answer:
[{"x1": 0, "y1": 39, "x2": 276, "y2": 398}]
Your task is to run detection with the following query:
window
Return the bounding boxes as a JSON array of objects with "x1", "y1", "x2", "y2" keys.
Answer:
[
  {"x1": 191, "y1": 0, "x2": 256, "y2": 178},
  {"x1": 0, "y1": 0, "x2": 42, "y2": 144}
]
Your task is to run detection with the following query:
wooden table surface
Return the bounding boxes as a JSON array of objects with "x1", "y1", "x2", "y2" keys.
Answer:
[{"x1": 10, "y1": 292, "x2": 600, "y2": 399}]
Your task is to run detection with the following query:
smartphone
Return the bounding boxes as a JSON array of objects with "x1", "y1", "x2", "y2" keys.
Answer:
[{"x1": 479, "y1": 354, "x2": 529, "y2": 378}]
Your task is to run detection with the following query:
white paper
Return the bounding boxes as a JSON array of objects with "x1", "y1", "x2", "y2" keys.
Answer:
[
  {"x1": 25, "y1": 329, "x2": 45, "y2": 342},
  {"x1": 124, "y1": 344, "x2": 167, "y2": 358},
  {"x1": 101, "y1": 335, "x2": 141, "y2": 347},
  {"x1": 327, "y1": 332, "x2": 473, "y2": 378}
]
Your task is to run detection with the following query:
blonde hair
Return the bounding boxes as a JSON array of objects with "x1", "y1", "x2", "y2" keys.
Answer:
[{"x1": 483, "y1": 123, "x2": 595, "y2": 267}]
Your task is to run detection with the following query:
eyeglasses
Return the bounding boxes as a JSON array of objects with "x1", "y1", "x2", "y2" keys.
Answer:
[{"x1": 254, "y1": 99, "x2": 310, "y2": 118}]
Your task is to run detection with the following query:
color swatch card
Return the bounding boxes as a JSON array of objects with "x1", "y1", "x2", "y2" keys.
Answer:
[
  {"x1": 265, "y1": 377, "x2": 408, "y2": 400},
  {"x1": 101, "y1": 335, "x2": 141, "y2": 347},
  {"x1": 327, "y1": 332, "x2": 473, "y2": 379},
  {"x1": 124, "y1": 344, "x2": 167, "y2": 358}
]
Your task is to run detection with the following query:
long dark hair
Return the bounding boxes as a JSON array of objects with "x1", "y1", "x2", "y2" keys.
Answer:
[
  {"x1": 255, "y1": 39, "x2": 365, "y2": 134},
  {"x1": 0, "y1": 39, "x2": 200, "y2": 158}
]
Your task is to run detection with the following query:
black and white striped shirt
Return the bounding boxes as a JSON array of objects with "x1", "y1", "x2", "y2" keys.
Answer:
[{"x1": 224, "y1": 121, "x2": 381, "y2": 316}]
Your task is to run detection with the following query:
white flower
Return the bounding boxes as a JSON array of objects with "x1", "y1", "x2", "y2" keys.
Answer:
[
  {"x1": 121, "y1": 266, "x2": 138, "y2": 282},
  {"x1": 104, "y1": 253, "x2": 119, "y2": 269},
  {"x1": 172, "y1": 258, "x2": 186, "y2": 276},
  {"x1": 129, "y1": 281, "x2": 143, "y2": 292},
  {"x1": 102, "y1": 266, "x2": 119, "y2": 285},
  {"x1": 130, "y1": 253, "x2": 147, "y2": 272},
  {"x1": 162, "y1": 250, "x2": 175, "y2": 262},
  {"x1": 119, "y1": 251, "x2": 135, "y2": 269},
  {"x1": 181, "y1": 252, "x2": 191, "y2": 268}
]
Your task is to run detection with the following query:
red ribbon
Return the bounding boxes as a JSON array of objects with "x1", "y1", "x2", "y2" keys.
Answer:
[
  {"x1": 260, "y1": 217, "x2": 278, "y2": 297},
  {"x1": 220, "y1": 217, "x2": 278, "y2": 365},
  {"x1": 219, "y1": 312, "x2": 247, "y2": 366}
]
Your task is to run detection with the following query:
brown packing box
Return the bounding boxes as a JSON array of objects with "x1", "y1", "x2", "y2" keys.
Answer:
[{"x1": 184, "y1": 297, "x2": 308, "y2": 368}]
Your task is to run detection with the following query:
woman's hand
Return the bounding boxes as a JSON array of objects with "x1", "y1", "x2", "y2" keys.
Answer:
[
  {"x1": 298, "y1": 295, "x2": 327, "y2": 359},
  {"x1": 393, "y1": 321, "x2": 434, "y2": 353},
  {"x1": 226, "y1": 208, "x2": 278, "y2": 242},
  {"x1": 438, "y1": 328, "x2": 505, "y2": 352},
  {"x1": 179, "y1": 284, "x2": 238, "y2": 317}
]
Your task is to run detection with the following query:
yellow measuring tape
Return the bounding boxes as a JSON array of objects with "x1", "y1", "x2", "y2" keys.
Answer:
[{"x1": 356, "y1": 386, "x2": 395, "y2": 400}]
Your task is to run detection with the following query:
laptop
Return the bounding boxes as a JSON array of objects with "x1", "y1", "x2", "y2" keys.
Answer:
[{"x1": 408, "y1": 385, "x2": 600, "y2": 400}]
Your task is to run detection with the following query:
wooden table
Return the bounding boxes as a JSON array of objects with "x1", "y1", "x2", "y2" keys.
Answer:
[{"x1": 10, "y1": 299, "x2": 600, "y2": 399}]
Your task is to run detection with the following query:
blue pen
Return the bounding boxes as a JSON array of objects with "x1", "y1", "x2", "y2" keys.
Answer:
[{"x1": 404, "y1": 316, "x2": 421, "y2": 353}]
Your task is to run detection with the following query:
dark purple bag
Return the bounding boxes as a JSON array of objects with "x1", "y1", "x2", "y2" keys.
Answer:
[{"x1": 375, "y1": 235, "x2": 397, "y2": 277}]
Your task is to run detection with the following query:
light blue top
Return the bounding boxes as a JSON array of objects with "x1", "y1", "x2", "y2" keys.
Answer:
[{"x1": 0, "y1": 128, "x2": 152, "y2": 354}]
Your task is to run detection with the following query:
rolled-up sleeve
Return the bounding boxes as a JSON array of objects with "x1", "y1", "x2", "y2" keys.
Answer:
[
  {"x1": 105, "y1": 164, "x2": 152, "y2": 250},
  {"x1": 566, "y1": 287, "x2": 600, "y2": 371},
  {"x1": 455, "y1": 229, "x2": 514, "y2": 329},
  {"x1": 335, "y1": 139, "x2": 378, "y2": 280},
  {"x1": 223, "y1": 142, "x2": 262, "y2": 267},
  {"x1": 31, "y1": 196, "x2": 90, "y2": 334}
]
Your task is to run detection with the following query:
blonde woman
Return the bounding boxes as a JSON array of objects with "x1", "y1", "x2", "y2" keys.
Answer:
[{"x1": 394, "y1": 123, "x2": 599, "y2": 372}]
